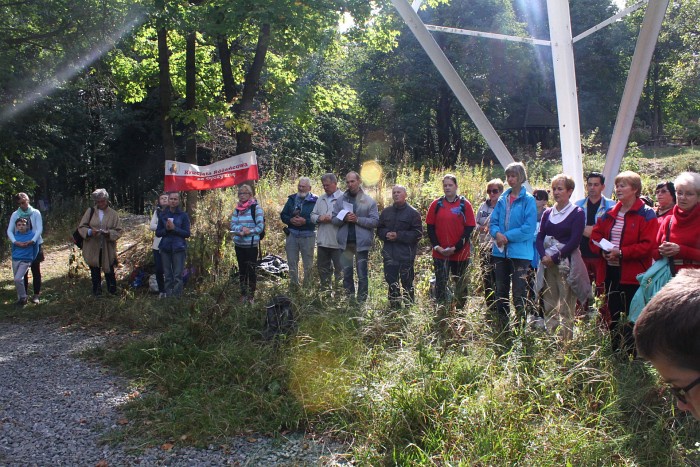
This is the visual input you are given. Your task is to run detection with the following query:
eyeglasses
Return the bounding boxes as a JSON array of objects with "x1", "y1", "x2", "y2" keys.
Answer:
[
  {"x1": 238, "y1": 192, "x2": 251, "y2": 196},
  {"x1": 487, "y1": 189, "x2": 501, "y2": 194},
  {"x1": 669, "y1": 375, "x2": 700, "y2": 404}
]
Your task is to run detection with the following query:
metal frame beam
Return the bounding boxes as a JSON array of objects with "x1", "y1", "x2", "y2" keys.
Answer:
[
  {"x1": 546, "y1": 0, "x2": 584, "y2": 201},
  {"x1": 603, "y1": 0, "x2": 669, "y2": 196},
  {"x1": 391, "y1": 0, "x2": 669, "y2": 200},
  {"x1": 390, "y1": 0, "x2": 517, "y2": 173}
]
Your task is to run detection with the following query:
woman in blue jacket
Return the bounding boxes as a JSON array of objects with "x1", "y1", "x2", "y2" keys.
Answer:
[
  {"x1": 489, "y1": 162, "x2": 537, "y2": 331},
  {"x1": 156, "y1": 192, "x2": 191, "y2": 298}
]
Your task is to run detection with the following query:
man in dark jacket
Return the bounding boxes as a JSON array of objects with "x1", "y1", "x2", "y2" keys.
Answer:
[
  {"x1": 281, "y1": 177, "x2": 318, "y2": 287},
  {"x1": 377, "y1": 185, "x2": 423, "y2": 307}
]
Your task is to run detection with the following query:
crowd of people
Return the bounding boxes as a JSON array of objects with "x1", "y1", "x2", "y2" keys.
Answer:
[{"x1": 5, "y1": 166, "x2": 700, "y2": 417}]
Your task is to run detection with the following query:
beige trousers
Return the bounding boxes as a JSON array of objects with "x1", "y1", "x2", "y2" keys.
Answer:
[{"x1": 542, "y1": 264, "x2": 576, "y2": 340}]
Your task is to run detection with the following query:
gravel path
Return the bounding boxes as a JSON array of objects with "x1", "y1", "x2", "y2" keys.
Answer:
[{"x1": 0, "y1": 320, "x2": 350, "y2": 466}]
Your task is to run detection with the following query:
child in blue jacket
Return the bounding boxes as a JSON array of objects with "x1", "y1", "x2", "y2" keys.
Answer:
[{"x1": 11, "y1": 217, "x2": 39, "y2": 306}]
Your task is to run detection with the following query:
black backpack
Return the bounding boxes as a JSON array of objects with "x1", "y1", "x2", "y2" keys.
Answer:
[
  {"x1": 262, "y1": 295, "x2": 296, "y2": 340},
  {"x1": 72, "y1": 208, "x2": 95, "y2": 249},
  {"x1": 434, "y1": 196, "x2": 467, "y2": 217},
  {"x1": 250, "y1": 203, "x2": 265, "y2": 241}
]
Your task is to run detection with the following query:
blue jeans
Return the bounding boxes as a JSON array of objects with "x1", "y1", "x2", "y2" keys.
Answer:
[
  {"x1": 161, "y1": 249, "x2": 186, "y2": 297},
  {"x1": 285, "y1": 234, "x2": 316, "y2": 286},
  {"x1": 493, "y1": 257, "x2": 531, "y2": 326},
  {"x1": 340, "y1": 243, "x2": 369, "y2": 302}
]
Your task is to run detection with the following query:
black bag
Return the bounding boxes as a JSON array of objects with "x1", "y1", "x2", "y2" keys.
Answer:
[
  {"x1": 263, "y1": 295, "x2": 296, "y2": 340},
  {"x1": 72, "y1": 208, "x2": 95, "y2": 249}
]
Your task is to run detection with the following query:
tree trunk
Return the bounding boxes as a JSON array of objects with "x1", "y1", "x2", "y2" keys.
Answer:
[
  {"x1": 234, "y1": 23, "x2": 271, "y2": 155},
  {"x1": 217, "y1": 36, "x2": 237, "y2": 104},
  {"x1": 157, "y1": 27, "x2": 176, "y2": 162},
  {"x1": 185, "y1": 30, "x2": 198, "y2": 216},
  {"x1": 436, "y1": 84, "x2": 452, "y2": 166}
]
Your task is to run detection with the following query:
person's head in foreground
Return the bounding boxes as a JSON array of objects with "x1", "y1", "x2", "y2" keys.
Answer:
[{"x1": 634, "y1": 269, "x2": 700, "y2": 420}]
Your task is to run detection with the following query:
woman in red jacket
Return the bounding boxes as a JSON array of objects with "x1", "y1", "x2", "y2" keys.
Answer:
[
  {"x1": 654, "y1": 172, "x2": 700, "y2": 272},
  {"x1": 590, "y1": 171, "x2": 658, "y2": 353}
]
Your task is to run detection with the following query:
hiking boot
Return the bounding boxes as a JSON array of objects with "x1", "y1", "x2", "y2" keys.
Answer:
[{"x1": 31, "y1": 295, "x2": 40, "y2": 305}]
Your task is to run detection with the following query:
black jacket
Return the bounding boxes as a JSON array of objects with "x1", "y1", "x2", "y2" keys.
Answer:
[{"x1": 377, "y1": 203, "x2": 423, "y2": 262}]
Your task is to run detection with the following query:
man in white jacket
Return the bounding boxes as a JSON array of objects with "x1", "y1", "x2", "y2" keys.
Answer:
[{"x1": 311, "y1": 173, "x2": 344, "y2": 292}]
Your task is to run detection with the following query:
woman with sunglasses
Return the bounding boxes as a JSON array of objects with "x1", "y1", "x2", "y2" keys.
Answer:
[
  {"x1": 634, "y1": 269, "x2": 700, "y2": 420},
  {"x1": 654, "y1": 181, "x2": 676, "y2": 219},
  {"x1": 475, "y1": 179, "x2": 503, "y2": 309}
]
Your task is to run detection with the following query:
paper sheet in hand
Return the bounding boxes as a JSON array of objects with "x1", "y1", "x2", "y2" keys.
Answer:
[
  {"x1": 343, "y1": 201, "x2": 354, "y2": 213},
  {"x1": 336, "y1": 209, "x2": 349, "y2": 220},
  {"x1": 592, "y1": 238, "x2": 614, "y2": 252}
]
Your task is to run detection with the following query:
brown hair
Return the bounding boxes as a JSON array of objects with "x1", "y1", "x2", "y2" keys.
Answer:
[
  {"x1": 634, "y1": 269, "x2": 700, "y2": 372},
  {"x1": 551, "y1": 173, "x2": 575, "y2": 191}
]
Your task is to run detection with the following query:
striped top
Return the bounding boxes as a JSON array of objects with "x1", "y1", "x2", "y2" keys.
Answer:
[
  {"x1": 608, "y1": 212, "x2": 625, "y2": 266},
  {"x1": 230, "y1": 203, "x2": 265, "y2": 247}
]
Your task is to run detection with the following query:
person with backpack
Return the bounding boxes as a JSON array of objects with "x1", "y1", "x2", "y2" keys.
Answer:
[
  {"x1": 6, "y1": 192, "x2": 44, "y2": 304},
  {"x1": 77, "y1": 189, "x2": 122, "y2": 296},
  {"x1": 231, "y1": 183, "x2": 265, "y2": 304},
  {"x1": 489, "y1": 162, "x2": 537, "y2": 332},
  {"x1": 280, "y1": 177, "x2": 318, "y2": 287},
  {"x1": 156, "y1": 192, "x2": 191, "y2": 298},
  {"x1": 426, "y1": 174, "x2": 476, "y2": 309}
]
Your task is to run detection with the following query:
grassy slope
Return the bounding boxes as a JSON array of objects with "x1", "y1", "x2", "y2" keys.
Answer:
[{"x1": 1, "y1": 148, "x2": 699, "y2": 465}]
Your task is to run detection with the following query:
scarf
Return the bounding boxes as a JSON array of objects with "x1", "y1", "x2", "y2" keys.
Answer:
[
  {"x1": 235, "y1": 198, "x2": 256, "y2": 213},
  {"x1": 16, "y1": 204, "x2": 36, "y2": 219}
]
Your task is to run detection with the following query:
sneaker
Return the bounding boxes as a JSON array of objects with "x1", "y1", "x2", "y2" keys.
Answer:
[
  {"x1": 158, "y1": 292, "x2": 167, "y2": 299},
  {"x1": 31, "y1": 295, "x2": 40, "y2": 305},
  {"x1": 240, "y1": 295, "x2": 248, "y2": 304},
  {"x1": 15, "y1": 298, "x2": 28, "y2": 307},
  {"x1": 248, "y1": 297, "x2": 255, "y2": 305}
]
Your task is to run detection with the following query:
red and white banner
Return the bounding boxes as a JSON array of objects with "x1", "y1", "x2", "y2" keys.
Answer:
[{"x1": 164, "y1": 152, "x2": 259, "y2": 191}]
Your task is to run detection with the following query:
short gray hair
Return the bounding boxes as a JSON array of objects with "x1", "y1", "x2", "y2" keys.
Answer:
[
  {"x1": 321, "y1": 173, "x2": 337, "y2": 184},
  {"x1": 505, "y1": 162, "x2": 528, "y2": 185},
  {"x1": 298, "y1": 176, "x2": 311, "y2": 186},
  {"x1": 674, "y1": 171, "x2": 700, "y2": 192},
  {"x1": 91, "y1": 188, "x2": 109, "y2": 201}
]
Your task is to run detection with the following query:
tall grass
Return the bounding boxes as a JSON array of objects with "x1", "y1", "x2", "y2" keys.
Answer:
[{"x1": 2, "y1": 157, "x2": 699, "y2": 465}]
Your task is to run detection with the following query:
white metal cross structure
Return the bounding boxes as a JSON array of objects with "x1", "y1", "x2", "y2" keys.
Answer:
[{"x1": 393, "y1": 0, "x2": 669, "y2": 200}]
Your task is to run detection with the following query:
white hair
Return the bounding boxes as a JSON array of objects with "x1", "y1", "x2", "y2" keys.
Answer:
[{"x1": 674, "y1": 172, "x2": 700, "y2": 192}]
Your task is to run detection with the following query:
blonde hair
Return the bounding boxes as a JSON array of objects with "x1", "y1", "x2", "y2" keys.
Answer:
[
  {"x1": 486, "y1": 178, "x2": 504, "y2": 192},
  {"x1": 238, "y1": 184, "x2": 254, "y2": 195},
  {"x1": 614, "y1": 171, "x2": 642, "y2": 198}
]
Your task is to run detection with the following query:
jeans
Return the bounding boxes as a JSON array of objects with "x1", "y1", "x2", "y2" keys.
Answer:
[
  {"x1": 384, "y1": 259, "x2": 416, "y2": 306},
  {"x1": 153, "y1": 249, "x2": 165, "y2": 293},
  {"x1": 340, "y1": 243, "x2": 369, "y2": 302},
  {"x1": 285, "y1": 234, "x2": 316, "y2": 286},
  {"x1": 493, "y1": 257, "x2": 531, "y2": 326},
  {"x1": 22, "y1": 245, "x2": 42, "y2": 296},
  {"x1": 433, "y1": 258, "x2": 469, "y2": 308},
  {"x1": 317, "y1": 246, "x2": 342, "y2": 291},
  {"x1": 161, "y1": 249, "x2": 186, "y2": 297},
  {"x1": 235, "y1": 245, "x2": 258, "y2": 298}
]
